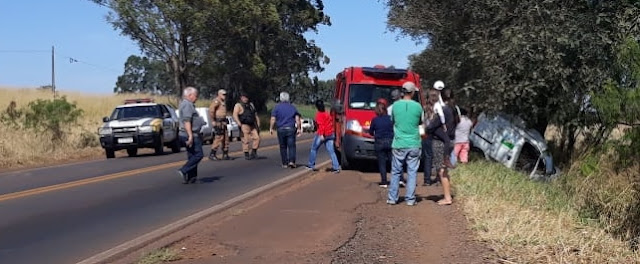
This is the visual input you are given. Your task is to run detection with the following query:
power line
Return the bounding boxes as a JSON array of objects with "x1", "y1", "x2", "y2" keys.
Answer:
[
  {"x1": 63, "y1": 55, "x2": 120, "y2": 73},
  {"x1": 0, "y1": 49, "x2": 49, "y2": 53}
]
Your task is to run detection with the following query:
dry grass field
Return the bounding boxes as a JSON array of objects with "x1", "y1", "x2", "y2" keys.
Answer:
[
  {"x1": 453, "y1": 160, "x2": 640, "y2": 264},
  {"x1": 0, "y1": 86, "x2": 179, "y2": 170}
]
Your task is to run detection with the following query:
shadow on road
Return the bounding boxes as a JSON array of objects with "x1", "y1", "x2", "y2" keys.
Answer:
[{"x1": 196, "y1": 176, "x2": 224, "y2": 184}]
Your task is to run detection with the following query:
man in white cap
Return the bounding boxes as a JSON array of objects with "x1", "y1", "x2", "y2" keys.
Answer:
[
  {"x1": 387, "y1": 81, "x2": 423, "y2": 206},
  {"x1": 208, "y1": 89, "x2": 230, "y2": 160}
]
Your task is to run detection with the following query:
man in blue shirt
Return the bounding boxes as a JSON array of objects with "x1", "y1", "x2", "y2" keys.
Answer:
[{"x1": 270, "y1": 92, "x2": 302, "y2": 168}]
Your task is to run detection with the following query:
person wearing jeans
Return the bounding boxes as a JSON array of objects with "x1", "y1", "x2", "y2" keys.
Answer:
[
  {"x1": 370, "y1": 100, "x2": 394, "y2": 187},
  {"x1": 270, "y1": 92, "x2": 302, "y2": 168},
  {"x1": 177, "y1": 87, "x2": 205, "y2": 184},
  {"x1": 387, "y1": 82, "x2": 423, "y2": 206},
  {"x1": 179, "y1": 134, "x2": 203, "y2": 183},
  {"x1": 307, "y1": 100, "x2": 340, "y2": 173}
]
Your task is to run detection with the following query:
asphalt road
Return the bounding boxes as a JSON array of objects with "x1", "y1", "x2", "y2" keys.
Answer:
[{"x1": 0, "y1": 133, "x2": 328, "y2": 264}]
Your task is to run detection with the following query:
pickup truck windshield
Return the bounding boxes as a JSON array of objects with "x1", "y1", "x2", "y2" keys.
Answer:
[
  {"x1": 110, "y1": 106, "x2": 161, "y2": 120},
  {"x1": 348, "y1": 84, "x2": 420, "y2": 110}
]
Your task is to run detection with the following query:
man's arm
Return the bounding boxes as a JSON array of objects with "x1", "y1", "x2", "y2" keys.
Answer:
[
  {"x1": 253, "y1": 103, "x2": 260, "y2": 128},
  {"x1": 295, "y1": 114, "x2": 302, "y2": 136},
  {"x1": 269, "y1": 116, "x2": 276, "y2": 135},
  {"x1": 209, "y1": 100, "x2": 218, "y2": 126},
  {"x1": 232, "y1": 104, "x2": 242, "y2": 126}
]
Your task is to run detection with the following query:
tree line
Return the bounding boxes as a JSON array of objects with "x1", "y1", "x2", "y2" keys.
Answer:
[
  {"x1": 92, "y1": 0, "x2": 334, "y2": 110},
  {"x1": 385, "y1": 0, "x2": 640, "y2": 160}
]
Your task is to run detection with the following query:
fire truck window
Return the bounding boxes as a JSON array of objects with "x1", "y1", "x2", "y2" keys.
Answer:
[{"x1": 349, "y1": 84, "x2": 420, "y2": 109}]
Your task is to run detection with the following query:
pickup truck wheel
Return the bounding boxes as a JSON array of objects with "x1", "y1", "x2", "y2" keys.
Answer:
[
  {"x1": 105, "y1": 148, "x2": 115, "y2": 159},
  {"x1": 170, "y1": 134, "x2": 181, "y2": 153},
  {"x1": 127, "y1": 148, "x2": 138, "y2": 157},
  {"x1": 154, "y1": 133, "x2": 164, "y2": 155}
]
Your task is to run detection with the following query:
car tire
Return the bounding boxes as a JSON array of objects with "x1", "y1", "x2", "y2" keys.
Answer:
[
  {"x1": 338, "y1": 141, "x2": 351, "y2": 170},
  {"x1": 171, "y1": 134, "x2": 181, "y2": 153},
  {"x1": 105, "y1": 148, "x2": 115, "y2": 159},
  {"x1": 155, "y1": 133, "x2": 164, "y2": 155},
  {"x1": 127, "y1": 148, "x2": 138, "y2": 157}
]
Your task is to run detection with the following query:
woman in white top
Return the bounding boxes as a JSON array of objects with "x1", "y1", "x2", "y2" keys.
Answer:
[{"x1": 453, "y1": 108, "x2": 474, "y2": 163}]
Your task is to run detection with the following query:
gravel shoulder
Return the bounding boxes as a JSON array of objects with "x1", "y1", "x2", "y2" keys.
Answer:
[{"x1": 116, "y1": 166, "x2": 494, "y2": 264}]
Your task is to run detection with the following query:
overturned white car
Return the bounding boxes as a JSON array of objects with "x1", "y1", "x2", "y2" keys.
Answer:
[{"x1": 469, "y1": 113, "x2": 560, "y2": 180}]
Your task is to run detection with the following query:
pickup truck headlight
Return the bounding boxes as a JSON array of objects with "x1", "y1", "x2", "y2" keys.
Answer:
[
  {"x1": 138, "y1": 126, "x2": 153, "y2": 133},
  {"x1": 98, "y1": 127, "x2": 112, "y2": 135},
  {"x1": 346, "y1": 119, "x2": 363, "y2": 134}
]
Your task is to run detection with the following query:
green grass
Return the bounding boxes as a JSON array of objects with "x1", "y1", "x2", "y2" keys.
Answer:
[
  {"x1": 136, "y1": 248, "x2": 181, "y2": 264},
  {"x1": 451, "y1": 160, "x2": 639, "y2": 263}
]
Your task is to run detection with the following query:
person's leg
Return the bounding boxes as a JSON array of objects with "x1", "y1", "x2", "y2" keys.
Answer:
[
  {"x1": 438, "y1": 168, "x2": 453, "y2": 205},
  {"x1": 210, "y1": 133, "x2": 221, "y2": 160},
  {"x1": 460, "y1": 142, "x2": 470, "y2": 163},
  {"x1": 405, "y1": 148, "x2": 421, "y2": 205},
  {"x1": 286, "y1": 129, "x2": 296, "y2": 166},
  {"x1": 388, "y1": 149, "x2": 406, "y2": 204},
  {"x1": 240, "y1": 124, "x2": 251, "y2": 158},
  {"x1": 325, "y1": 136, "x2": 341, "y2": 171},
  {"x1": 276, "y1": 129, "x2": 287, "y2": 166},
  {"x1": 251, "y1": 127, "x2": 261, "y2": 153},
  {"x1": 188, "y1": 136, "x2": 204, "y2": 183},
  {"x1": 434, "y1": 128, "x2": 454, "y2": 168},
  {"x1": 422, "y1": 137, "x2": 433, "y2": 185},
  {"x1": 222, "y1": 127, "x2": 230, "y2": 159},
  {"x1": 374, "y1": 140, "x2": 388, "y2": 185},
  {"x1": 307, "y1": 134, "x2": 322, "y2": 169}
]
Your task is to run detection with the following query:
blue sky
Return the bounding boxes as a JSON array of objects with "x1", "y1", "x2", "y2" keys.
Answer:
[{"x1": 0, "y1": 0, "x2": 425, "y2": 94}]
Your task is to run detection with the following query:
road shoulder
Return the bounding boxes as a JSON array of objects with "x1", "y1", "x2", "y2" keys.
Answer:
[{"x1": 116, "y1": 168, "x2": 493, "y2": 264}]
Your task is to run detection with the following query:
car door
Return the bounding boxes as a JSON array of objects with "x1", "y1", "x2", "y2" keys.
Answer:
[{"x1": 160, "y1": 105, "x2": 176, "y2": 141}]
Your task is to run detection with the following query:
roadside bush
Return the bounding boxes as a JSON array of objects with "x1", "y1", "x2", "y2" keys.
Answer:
[
  {"x1": 21, "y1": 97, "x2": 83, "y2": 142},
  {"x1": 561, "y1": 151, "x2": 640, "y2": 248}
]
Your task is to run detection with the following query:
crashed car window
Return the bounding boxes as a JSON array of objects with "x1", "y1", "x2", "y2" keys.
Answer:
[{"x1": 110, "y1": 106, "x2": 161, "y2": 120}]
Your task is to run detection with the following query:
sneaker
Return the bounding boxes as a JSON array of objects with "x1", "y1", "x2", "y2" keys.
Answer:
[
  {"x1": 386, "y1": 199, "x2": 396, "y2": 205},
  {"x1": 406, "y1": 201, "x2": 416, "y2": 206},
  {"x1": 282, "y1": 164, "x2": 288, "y2": 169},
  {"x1": 288, "y1": 162, "x2": 297, "y2": 169},
  {"x1": 208, "y1": 153, "x2": 219, "y2": 161},
  {"x1": 378, "y1": 182, "x2": 389, "y2": 188},
  {"x1": 305, "y1": 166, "x2": 318, "y2": 171},
  {"x1": 399, "y1": 181, "x2": 406, "y2": 187},
  {"x1": 330, "y1": 168, "x2": 340, "y2": 174},
  {"x1": 177, "y1": 170, "x2": 188, "y2": 184},
  {"x1": 188, "y1": 176, "x2": 198, "y2": 184}
]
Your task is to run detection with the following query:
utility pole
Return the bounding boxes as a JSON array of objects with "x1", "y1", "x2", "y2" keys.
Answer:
[{"x1": 51, "y1": 45, "x2": 56, "y2": 98}]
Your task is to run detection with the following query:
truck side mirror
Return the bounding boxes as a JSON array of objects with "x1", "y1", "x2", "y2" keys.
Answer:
[{"x1": 102, "y1": 117, "x2": 110, "y2": 123}]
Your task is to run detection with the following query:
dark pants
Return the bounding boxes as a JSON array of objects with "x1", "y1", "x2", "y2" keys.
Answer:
[
  {"x1": 422, "y1": 136, "x2": 435, "y2": 184},
  {"x1": 375, "y1": 138, "x2": 393, "y2": 184},
  {"x1": 180, "y1": 135, "x2": 203, "y2": 180},
  {"x1": 277, "y1": 127, "x2": 296, "y2": 165}
]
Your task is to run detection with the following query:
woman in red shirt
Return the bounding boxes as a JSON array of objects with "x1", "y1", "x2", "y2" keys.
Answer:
[{"x1": 306, "y1": 100, "x2": 340, "y2": 173}]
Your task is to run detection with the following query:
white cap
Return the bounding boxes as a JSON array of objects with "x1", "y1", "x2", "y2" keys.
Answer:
[
  {"x1": 433, "y1": 80, "x2": 445, "y2": 90},
  {"x1": 402, "y1": 82, "x2": 418, "y2": 93}
]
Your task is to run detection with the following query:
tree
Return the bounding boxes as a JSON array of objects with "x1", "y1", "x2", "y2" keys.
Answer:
[
  {"x1": 385, "y1": 0, "x2": 640, "y2": 158},
  {"x1": 91, "y1": 0, "x2": 213, "y2": 97},
  {"x1": 115, "y1": 55, "x2": 172, "y2": 94}
]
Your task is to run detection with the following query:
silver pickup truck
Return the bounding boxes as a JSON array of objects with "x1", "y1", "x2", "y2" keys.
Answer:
[{"x1": 469, "y1": 113, "x2": 560, "y2": 180}]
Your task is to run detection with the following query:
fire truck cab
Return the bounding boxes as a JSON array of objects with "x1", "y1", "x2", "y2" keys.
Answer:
[{"x1": 331, "y1": 65, "x2": 424, "y2": 168}]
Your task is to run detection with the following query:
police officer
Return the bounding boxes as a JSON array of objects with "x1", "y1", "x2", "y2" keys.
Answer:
[
  {"x1": 233, "y1": 91, "x2": 261, "y2": 160},
  {"x1": 208, "y1": 89, "x2": 230, "y2": 160}
]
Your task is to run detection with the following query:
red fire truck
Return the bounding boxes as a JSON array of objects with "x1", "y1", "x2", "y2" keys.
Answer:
[{"x1": 331, "y1": 65, "x2": 425, "y2": 168}]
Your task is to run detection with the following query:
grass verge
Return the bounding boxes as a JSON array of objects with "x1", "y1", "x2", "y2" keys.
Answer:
[
  {"x1": 136, "y1": 248, "x2": 182, "y2": 264},
  {"x1": 452, "y1": 160, "x2": 640, "y2": 263}
]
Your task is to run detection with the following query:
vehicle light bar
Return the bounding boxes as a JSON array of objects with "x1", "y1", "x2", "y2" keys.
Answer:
[{"x1": 124, "y1": 98, "x2": 154, "y2": 104}]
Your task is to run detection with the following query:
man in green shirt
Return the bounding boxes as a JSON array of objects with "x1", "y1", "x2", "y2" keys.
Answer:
[{"x1": 388, "y1": 81, "x2": 423, "y2": 206}]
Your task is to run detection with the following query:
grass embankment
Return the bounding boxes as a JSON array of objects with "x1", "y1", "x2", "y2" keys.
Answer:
[
  {"x1": 453, "y1": 157, "x2": 640, "y2": 263},
  {"x1": 0, "y1": 87, "x2": 177, "y2": 169}
]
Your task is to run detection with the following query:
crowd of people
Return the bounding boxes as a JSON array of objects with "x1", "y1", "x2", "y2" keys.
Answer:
[
  {"x1": 175, "y1": 82, "x2": 474, "y2": 207},
  {"x1": 371, "y1": 81, "x2": 474, "y2": 206}
]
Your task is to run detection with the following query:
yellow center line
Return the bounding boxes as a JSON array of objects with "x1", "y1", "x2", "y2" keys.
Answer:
[{"x1": 0, "y1": 138, "x2": 313, "y2": 203}]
